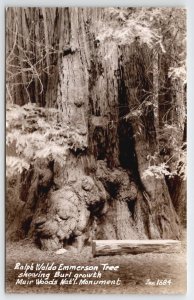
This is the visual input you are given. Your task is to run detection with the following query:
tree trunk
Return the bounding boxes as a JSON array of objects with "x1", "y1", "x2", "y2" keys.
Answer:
[
  {"x1": 6, "y1": 8, "x2": 183, "y2": 250},
  {"x1": 158, "y1": 52, "x2": 186, "y2": 225},
  {"x1": 119, "y1": 42, "x2": 180, "y2": 239}
]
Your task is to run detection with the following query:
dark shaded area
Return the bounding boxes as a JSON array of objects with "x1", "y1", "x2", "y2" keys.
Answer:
[{"x1": 117, "y1": 66, "x2": 145, "y2": 191}]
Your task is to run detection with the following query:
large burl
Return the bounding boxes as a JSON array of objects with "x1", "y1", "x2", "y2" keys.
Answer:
[{"x1": 34, "y1": 175, "x2": 107, "y2": 251}]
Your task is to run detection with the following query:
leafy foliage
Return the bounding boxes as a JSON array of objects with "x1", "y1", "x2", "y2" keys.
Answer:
[
  {"x1": 169, "y1": 66, "x2": 186, "y2": 85},
  {"x1": 6, "y1": 156, "x2": 30, "y2": 177},
  {"x1": 6, "y1": 103, "x2": 87, "y2": 177},
  {"x1": 98, "y1": 8, "x2": 185, "y2": 51}
]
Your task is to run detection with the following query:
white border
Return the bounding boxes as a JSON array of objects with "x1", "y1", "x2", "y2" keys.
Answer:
[{"x1": 1, "y1": 1, "x2": 193, "y2": 299}]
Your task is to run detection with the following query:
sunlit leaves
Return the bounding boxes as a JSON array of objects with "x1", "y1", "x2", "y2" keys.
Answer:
[
  {"x1": 169, "y1": 66, "x2": 186, "y2": 85},
  {"x1": 6, "y1": 156, "x2": 30, "y2": 177},
  {"x1": 6, "y1": 103, "x2": 87, "y2": 177}
]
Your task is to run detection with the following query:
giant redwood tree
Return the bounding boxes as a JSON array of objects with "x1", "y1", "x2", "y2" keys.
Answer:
[{"x1": 6, "y1": 8, "x2": 186, "y2": 250}]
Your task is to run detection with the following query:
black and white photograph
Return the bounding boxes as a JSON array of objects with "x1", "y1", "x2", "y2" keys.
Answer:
[{"x1": 5, "y1": 7, "x2": 186, "y2": 294}]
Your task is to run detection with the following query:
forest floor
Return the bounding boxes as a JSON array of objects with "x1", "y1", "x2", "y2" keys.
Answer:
[{"x1": 5, "y1": 230, "x2": 186, "y2": 294}]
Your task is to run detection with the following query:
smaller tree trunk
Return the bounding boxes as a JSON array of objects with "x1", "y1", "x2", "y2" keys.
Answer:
[{"x1": 92, "y1": 239, "x2": 181, "y2": 257}]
